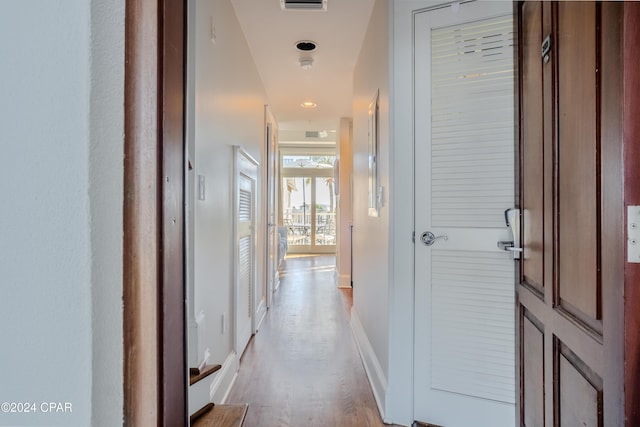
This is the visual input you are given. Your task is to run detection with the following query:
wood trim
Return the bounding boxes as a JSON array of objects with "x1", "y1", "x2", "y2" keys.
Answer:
[
  {"x1": 124, "y1": 0, "x2": 187, "y2": 425},
  {"x1": 159, "y1": 0, "x2": 187, "y2": 424},
  {"x1": 624, "y1": 3, "x2": 640, "y2": 425},
  {"x1": 600, "y1": 3, "x2": 625, "y2": 425},
  {"x1": 123, "y1": 0, "x2": 161, "y2": 425}
]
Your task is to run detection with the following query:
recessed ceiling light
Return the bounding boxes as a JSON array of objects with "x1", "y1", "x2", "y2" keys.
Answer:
[
  {"x1": 295, "y1": 40, "x2": 318, "y2": 52},
  {"x1": 301, "y1": 101, "x2": 317, "y2": 109}
]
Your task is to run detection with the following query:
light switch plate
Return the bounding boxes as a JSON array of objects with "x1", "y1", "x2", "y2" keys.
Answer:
[{"x1": 628, "y1": 206, "x2": 640, "y2": 263}]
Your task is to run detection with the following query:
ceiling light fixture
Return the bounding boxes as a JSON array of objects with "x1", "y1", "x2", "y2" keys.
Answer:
[
  {"x1": 299, "y1": 57, "x2": 313, "y2": 70},
  {"x1": 301, "y1": 101, "x2": 317, "y2": 109},
  {"x1": 295, "y1": 40, "x2": 318, "y2": 52}
]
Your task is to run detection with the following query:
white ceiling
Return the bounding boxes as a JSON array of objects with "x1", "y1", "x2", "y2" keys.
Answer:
[{"x1": 230, "y1": 0, "x2": 375, "y2": 132}]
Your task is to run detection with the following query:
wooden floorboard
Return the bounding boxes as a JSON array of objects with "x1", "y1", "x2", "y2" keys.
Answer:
[
  {"x1": 190, "y1": 364, "x2": 222, "y2": 385},
  {"x1": 227, "y1": 255, "x2": 403, "y2": 427},
  {"x1": 191, "y1": 404, "x2": 248, "y2": 427}
]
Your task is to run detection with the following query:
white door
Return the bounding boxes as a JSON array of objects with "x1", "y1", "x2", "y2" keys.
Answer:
[
  {"x1": 235, "y1": 147, "x2": 258, "y2": 356},
  {"x1": 413, "y1": 3, "x2": 516, "y2": 426}
]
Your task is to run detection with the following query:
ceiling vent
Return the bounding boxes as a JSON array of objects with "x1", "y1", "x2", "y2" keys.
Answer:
[
  {"x1": 281, "y1": 0, "x2": 327, "y2": 11},
  {"x1": 305, "y1": 131, "x2": 320, "y2": 138}
]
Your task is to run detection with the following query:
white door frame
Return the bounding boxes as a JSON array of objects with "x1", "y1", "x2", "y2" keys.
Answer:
[{"x1": 279, "y1": 146, "x2": 337, "y2": 255}]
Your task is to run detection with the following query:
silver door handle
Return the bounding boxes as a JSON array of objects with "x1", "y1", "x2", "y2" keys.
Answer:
[
  {"x1": 497, "y1": 240, "x2": 523, "y2": 253},
  {"x1": 421, "y1": 231, "x2": 448, "y2": 246},
  {"x1": 503, "y1": 208, "x2": 521, "y2": 259}
]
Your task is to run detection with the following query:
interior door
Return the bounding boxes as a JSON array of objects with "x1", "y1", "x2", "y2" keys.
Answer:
[
  {"x1": 517, "y1": 2, "x2": 624, "y2": 426},
  {"x1": 413, "y1": 3, "x2": 516, "y2": 426},
  {"x1": 235, "y1": 147, "x2": 258, "y2": 356}
]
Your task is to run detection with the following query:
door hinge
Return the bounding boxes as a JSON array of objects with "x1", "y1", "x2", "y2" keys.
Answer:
[
  {"x1": 412, "y1": 231, "x2": 415, "y2": 243},
  {"x1": 628, "y1": 206, "x2": 640, "y2": 263}
]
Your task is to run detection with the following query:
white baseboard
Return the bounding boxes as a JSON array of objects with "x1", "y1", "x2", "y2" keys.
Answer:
[
  {"x1": 255, "y1": 299, "x2": 267, "y2": 333},
  {"x1": 210, "y1": 351, "x2": 239, "y2": 404},
  {"x1": 350, "y1": 308, "x2": 388, "y2": 421},
  {"x1": 337, "y1": 273, "x2": 352, "y2": 289},
  {"x1": 274, "y1": 271, "x2": 281, "y2": 293}
]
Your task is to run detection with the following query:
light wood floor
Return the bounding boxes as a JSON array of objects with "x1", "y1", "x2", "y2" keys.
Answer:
[{"x1": 226, "y1": 255, "x2": 402, "y2": 427}]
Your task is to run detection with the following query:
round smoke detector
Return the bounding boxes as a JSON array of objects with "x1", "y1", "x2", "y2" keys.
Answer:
[{"x1": 295, "y1": 40, "x2": 317, "y2": 52}]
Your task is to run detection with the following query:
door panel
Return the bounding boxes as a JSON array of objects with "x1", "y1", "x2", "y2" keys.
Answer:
[
  {"x1": 517, "y1": 2, "x2": 623, "y2": 426},
  {"x1": 237, "y1": 174, "x2": 254, "y2": 353},
  {"x1": 235, "y1": 147, "x2": 258, "y2": 356},
  {"x1": 520, "y1": 0, "x2": 544, "y2": 295},
  {"x1": 557, "y1": 2, "x2": 600, "y2": 327},
  {"x1": 413, "y1": 3, "x2": 516, "y2": 426},
  {"x1": 556, "y1": 339, "x2": 603, "y2": 426},
  {"x1": 431, "y1": 250, "x2": 515, "y2": 403},
  {"x1": 521, "y1": 309, "x2": 544, "y2": 427}
]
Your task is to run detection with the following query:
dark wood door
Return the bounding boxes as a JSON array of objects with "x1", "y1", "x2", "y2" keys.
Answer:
[{"x1": 517, "y1": 2, "x2": 624, "y2": 426}]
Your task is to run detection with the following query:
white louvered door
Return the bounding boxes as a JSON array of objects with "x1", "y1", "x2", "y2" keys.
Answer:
[
  {"x1": 413, "y1": 3, "x2": 516, "y2": 426},
  {"x1": 235, "y1": 147, "x2": 258, "y2": 357}
]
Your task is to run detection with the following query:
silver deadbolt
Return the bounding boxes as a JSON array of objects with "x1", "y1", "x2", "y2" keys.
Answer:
[{"x1": 421, "y1": 231, "x2": 448, "y2": 246}]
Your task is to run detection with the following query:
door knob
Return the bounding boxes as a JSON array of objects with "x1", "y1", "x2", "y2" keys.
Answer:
[{"x1": 421, "y1": 231, "x2": 448, "y2": 246}]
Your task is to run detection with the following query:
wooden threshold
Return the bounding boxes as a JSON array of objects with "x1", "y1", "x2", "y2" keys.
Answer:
[{"x1": 189, "y1": 364, "x2": 222, "y2": 386}]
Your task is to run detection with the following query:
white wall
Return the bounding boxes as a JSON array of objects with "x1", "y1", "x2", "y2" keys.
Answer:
[
  {"x1": 351, "y1": 0, "x2": 391, "y2": 418},
  {"x1": 336, "y1": 117, "x2": 353, "y2": 288},
  {"x1": 385, "y1": 2, "x2": 463, "y2": 425},
  {"x1": 190, "y1": 0, "x2": 268, "y2": 379},
  {"x1": 89, "y1": 0, "x2": 125, "y2": 425},
  {"x1": 0, "y1": 1, "x2": 124, "y2": 426}
]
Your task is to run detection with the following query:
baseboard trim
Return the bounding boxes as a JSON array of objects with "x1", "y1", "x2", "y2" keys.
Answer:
[
  {"x1": 350, "y1": 307, "x2": 388, "y2": 421},
  {"x1": 337, "y1": 273, "x2": 352, "y2": 289},
  {"x1": 210, "y1": 351, "x2": 238, "y2": 404},
  {"x1": 274, "y1": 271, "x2": 281, "y2": 293}
]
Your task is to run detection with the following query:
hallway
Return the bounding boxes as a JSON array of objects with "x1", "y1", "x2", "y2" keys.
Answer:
[{"x1": 226, "y1": 255, "x2": 398, "y2": 427}]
